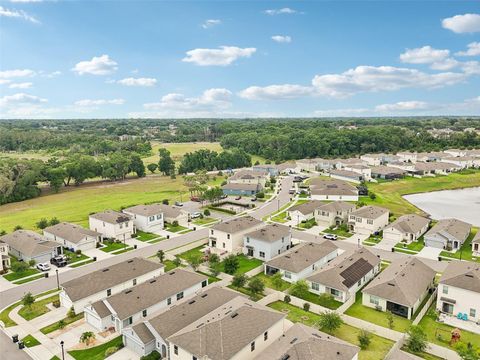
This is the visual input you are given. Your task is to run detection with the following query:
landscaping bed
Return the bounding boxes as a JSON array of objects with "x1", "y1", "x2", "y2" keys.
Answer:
[
  {"x1": 68, "y1": 336, "x2": 123, "y2": 360},
  {"x1": 40, "y1": 312, "x2": 84, "y2": 334}
]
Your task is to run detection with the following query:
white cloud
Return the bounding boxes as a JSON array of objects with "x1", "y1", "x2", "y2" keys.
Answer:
[
  {"x1": 264, "y1": 8, "x2": 297, "y2": 15},
  {"x1": 239, "y1": 84, "x2": 313, "y2": 100},
  {"x1": 375, "y1": 101, "x2": 429, "y2": 112},
  {"x1": 456, "y1": 42, "x2": 480, "y2": 56},
  {"x1": 0, "y1": 93, "x2": 46, "y2": 107},
  {"x1": 116, "y1": 77, "x2": 157, "y2": 87},
  {"x1": 9, "y1": 0, "x2": 43, "y2": 3},
  {"x1": 144, "y1": 88, "x2": 232, "y2": 111},
  {"x1": 0, "y1": 80, "x2": 12, "y2": 85},
  {"x1": 400, "y1": 46, "x2": 450, "y2": 64},
  {"x1": 442, "y1": 13, "x2": 480, "y2": 33},
  {"x1": 40, "y1": 70, "x2": 62, "y2": 78},
  {"x1": 271, "y1": 35, "x2": 292, "y2": 43},
  {"x1": 9, "y1": 82, "x2": 33, "y2": 89},
  {"x1": 430, "y1": 58, "x2": 459, "y2": 71},
  {"x1": 0, "y1": 5, "x2": 39, "y2": 23},
  {"x1": 182, "y1": 46, "x2": 256, "y2": 66},
  {"x1": 74, "y1": 98, "x2": 125, "y2": 106},
  {"x1": 72, "y1": 55, "x2": 118, "y2": 75},
  {"x1": 201, "y1": 19, "x2": 221, "y2": 29},
  {"x1": 461, "y1": 61, "x2": 480, "y2": 75},
  {"x1": 0, "y1": 69, "x2": 36, "y2": 79}
]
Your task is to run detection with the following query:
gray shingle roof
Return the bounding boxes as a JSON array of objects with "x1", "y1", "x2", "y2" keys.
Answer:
[
  {"x1": 386, "y1": 214, "x2": 430, "y2": 235},
  {"x1": 363, "y1": 257, "x2": 435, "y2": 307},
  {"x1": 44, "y1": 222, "x2": 101, "y2": 244},
  {"x1": 0, "y1": 230, "x2": 60, "y2": 257},
  {"x1": 221, "y1": 183, "x2": 261, "y2": 191},
  {"x1": 89, "y1": 210, "x2": 131, "y2": 224},
  {"x1": 439, "y1": 261, "x2": 480, "y2": 293},
  {"x1": 370, "y1": 166, "x2": 406, "y2": 176},
  {"x1": 131, "y1": 322, "x2": 155, "y2": 344},
  {"x1": 425, "y1": 219, "x2": 471, "y2": 243},
  {"x1": 288, "y1": 200, "x2": 325, "y2": 215},
  {"x1": 266, "y1": 241, "x2": 338, "y2": 273},
  {"x1": 212, "y1": 216, "x2": 263, "y2": 234},
  {"x1": 61, "y1": 258, "x2": 163, "y2": 301},
  {"x1": 330, "y1": 169, "x2": 363, "y2": 179},
  {"x1": 245, "y1": 224, "x2": 290, "y2": 243},
  {"x1": 317, "y1": 201, "x2": 356, "y2": 213},
  {"x1": 123, "y1": 204, "x2": 165, "y2": 217},
  {"x1": 473, "y1": 231, "x2": 480, "y2": 244},
  {"x1": 350, "y1": 205, "x2": 389, "y2": 220},
  {"x1": 309, "y1": 179, "x2": 358, "y2": 197}
]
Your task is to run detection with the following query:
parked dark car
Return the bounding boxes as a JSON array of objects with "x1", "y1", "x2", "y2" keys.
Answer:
[
  {"x1": 50, "y1": 256, "x2": 67, "y2": 267},
  {"x1": 357, "y1": 185, "x2": 368, "y2": 196}
]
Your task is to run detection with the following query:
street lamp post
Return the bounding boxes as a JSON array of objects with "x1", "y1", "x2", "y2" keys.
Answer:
[
  {"x1": 60, "y1": 340, "x2": 65, "y2": 360},
  {"x1": 277, "y1": 198, "x2": 280, "y2": 212},
  {"x1": 56, "y1": 269, "x2": 60, "y2": 290}
]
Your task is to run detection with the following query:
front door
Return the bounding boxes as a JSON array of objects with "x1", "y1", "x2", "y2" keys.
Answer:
[{"x1": 247, "y1": 247, "x2": 254, "y2": 256}]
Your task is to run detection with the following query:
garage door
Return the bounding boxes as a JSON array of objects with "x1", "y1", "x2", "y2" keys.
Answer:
[
  {"x1": 76, "y1": 240, "x2": 96, "y2": 252},
  {"x1": 124, "y1": 336, "x2": 145, "y2": 355},
  {"x1": 425, "y1": 238, "x2": 444, "y2": 249},
  {"x1": 85, "y1": 312, "x2": 102, "y2": 330}
]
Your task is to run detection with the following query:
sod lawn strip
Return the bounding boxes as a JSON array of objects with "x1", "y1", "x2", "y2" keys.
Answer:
[
  {"x1": 3, "y1": 267, "x2": 40, "y2": 282},
  {"x1": 14, "y1": 273, "x2": 45, "y2": 284},
  {"x1": 22, "y1": 334, "x2": 41, "y2": 347},
  {"x1": 68, "y1": 336, "x2": 123, "y2": 360},
  {"x1": 18, "y1": 294, "x2": 59, "y2": 321},
  {"x1": 40, "y1": 312, "x2": 84, "y2": 334},
  {"x1": 135, "y1": 231, "x2": 159, "y2": 241}
]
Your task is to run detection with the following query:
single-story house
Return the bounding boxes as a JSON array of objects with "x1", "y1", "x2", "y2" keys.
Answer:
[
  {"x1": 287, "y1": 200, "x2": 325, "y2": 223},
  {"x1": 440, "y1": 156, "x2": 476, "y2": 169},
  {"x1": 89, "y1": 210, "x2": 134, "y2": 241},
  {"x1": 443, "y1": 149, "x2": 467, "y2": 157},
  {"x1": 265, "y1": 241, "x2": 339, "y2": 283},
  {"x1": 158, "y1": 204, "x2": 189, "y2": 227},
  {"x1": 209, "y1": 216, "x2": 264, "y2": 254},
  {"x1": 253, "y1": 164, "x2": 280, "y2": 176},
  {"x1": 436, "y1": 261, "x2": 480, "y2": 324},
  {"x1": 472, "y1": 231, "x2": 480, "y2": 257},
  {"x1": 343, "y1": 165, "x2": 372, "y2": 181},
  {"x1": 307, "y1": 247, "x2": 380, "y2": 303},
  {"x1": 382, "y1": 214, "x2": 430, "y2": 244},
  {"x1": 0, "y1": 230, "x2": 63, "y2": 264},
  {"x1": 256, "y1": 323, "x2": 360, "y2": 360},
  {"x1": 296, "y1": 159, "x2": 320, "y2": 172},
  {"x1": 60, "y1": 257, "x2": 164, "y2": 313},
  {"x1": 424, "y1": 218, "x2": 472, "y2": 251},
  {"x1": 244, "y1": 223, "x2": 291, "y2": 261},
  {"x1": 0, "y1": 241, "x2": 11, "y2": 272},
  {"x1": 309, "y1": 179, "x2": 359, "y2": 201},
  {"x1": 43, "y1": 222, "x2": 101, "y2": 252},
  {"x1": 228, "y1": 169, "x2": 268, "y2": 187},
  {"x1": 412, "y1": 161, "x2": 460, "y2": 176},
  {"x1": 85, "y1": 269, "x2": 208, "y2": 331},
  {"x1": 370, "y1": 165, "x2": 406, "y2": 180},
  {"x1": 362, "y1": 257, "x2": 435, "y2": 319},
  {"x1": 314, "y1": 201, "x2": 356, "y2": 227},
  {"x1": 348, "y1": 205, "x2": 389, "y2": 235},
  {"x1": 334, "y1": 158, "x2": 368, "y2": 169},
  {"x1": 396, "y1": 151, "x2": 417, "y2": 163},
  {"x1": 123, "y1": 204, "x2": 165, "y2": 233},
  {"x1": 221, "y1": 182, "x2": 262, "y2": 196},
  {"x1": 416, "y1": 152, "x2": 445, "y2": 162},
  {"x1": 329, "y1": 169, "x2": 363, "y2": 184}
]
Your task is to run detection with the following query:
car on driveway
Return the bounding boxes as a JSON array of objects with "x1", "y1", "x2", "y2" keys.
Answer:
[
  {"x1": 50, "y1": 256, "x2": 67, "y2": 267},
  {"x1": 323, "y1": 234, "x2": 338, "y2": 241},
  {"x1": 191, "y1": 212, "x2": 201, "y2": 219},
  {"x1": 175, "y1": 201, "x2": 183, "y2": 207},
  {"x1": 36, "y1": 262, "x2": 51, "y2": 272}
]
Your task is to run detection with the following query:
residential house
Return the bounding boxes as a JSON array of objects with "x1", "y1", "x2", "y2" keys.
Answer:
[
  {"x1": 43, "y1": 222, "x2": 101, "y2": 252},
  {"x1": 59, "y1": 257, "x2": 164, "y2": 313},
  {"x1": 472, "y1": 231, "x2": 480, "y2": 257},
  {"x1": 370, "y1": 165, "x2": 406, "y2": 180},
  {"x1": 159, "y1": 204, "x2": 189, "y2": 227},
  {"x1": 416, "y1": 152, "x2": 445, "y2": 162},
  {"x1": 243, "y1": 224, "x2": 291, "y2": 261},
  {"x1": 123, "y1": 204, "x2": 165, "y2": 233},
  {"x1": 444, "y1": 149, "x2": 467, "y2": 157},
  {"x1": 360, "y1": 153, "x2": 400, "y2": 166},
  {"x1": 84, "y1": 269, "x2": 208, "y2": 331},
  {"x1": 334, "y1": 158, "x2": 368, "y2": 169},
  {"x1": 424, "y1": 218, "x2": 472, "y2": 251},
  {"x1": 228, "y1": 169, "x2": 268, "y2": 187},
  {"x1": 287, "y1": 200, "x2": 325, "y2": 223},
  {"x1": 209, "y1": 216, "x2": 264, "y2": 254},
  {"x1": 0, "y1": 241, "x2": 10, "y2": 272},
  {"x1": 412, "y1": 161, "x2": 460, "y2": 176},
  {"x1": 256, "y1": 323, "x2": 359, "y2": 360},
  {"x1": 362, "y1": 258, "x2": 435, "y2": 319},
  {"x1": 265, "y1": 241, "x2": 339, "y2": 283},
  {"x1": 0, "y1": 230, "x2": 63, "y2": 264},
  {"x1": 222, "y1": 182, "x2": 262, "y2": 196},
  {"x1": 314, "y1": 201, "x2": 356, "y2": 227},
  {"x1": 436, "y1": 261, "x2": 480, "y2": 324},
  {"x1": 296, "y1": 159, "x2": 320, "y2": 172},
  {"x1": 329, "y1": 169, "x2": 364, "y2": 184},
  {"x1": 309, "y1": 179, "x2": 359, "y2": 201},
  {"x1": 307, "y1": 247, "x2": 381, "y2": 303},
  {"x1": 440, "y1": 156, "x2": 476, "y2": 169},
  {"x1": 89, "y1": 210, "x2": 134, "y2": 241},
  {"x1": 253, "y1": 164, "x2": 280, "y2": 177},
  {"x1": 397, "y1": 151, "x2": 417, "y2": 163},
  {"x1": 348, "y1": 206, "x2": 389, "y2": 235},
  {"x1": 382, "y1": 214, "x2": 430, "y2": 244},
  {"x1": 344, "y1": 165, "x2": 372, "y2": 181},
  {"x1": 122, "y1": 287, "x2": 240, "y2": 357}
]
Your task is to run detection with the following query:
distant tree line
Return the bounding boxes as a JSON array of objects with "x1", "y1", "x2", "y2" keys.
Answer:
[{"x1": 178, "y1": 149, "x2": 251, "y2": 174}]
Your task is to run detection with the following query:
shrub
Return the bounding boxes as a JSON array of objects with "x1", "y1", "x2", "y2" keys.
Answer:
[
  {"x1": 172, "y1": 220, "x2": 179, "y2": 227},
  {"x1": 67, "y1": 306, "x2": 76, "y2": 319},
  {"x1": 358, "y1": 329, "x2": 372, "y2": 350},
  {"x1": 162, "y1": 199, "x2": 169, "y2": 205},
  {"x1": 369, "y1": 192, "x2": 376, "y2": 200},
  {"x1": 284, "y1": 295, "x2": 291, "y2": 304},
  {"x1": 232, "y1": 273, "x2": 248, "y2": 288},
  {"x1": 303, "y1": 303, "x2": 310, "y2": 312},
  {"x1": 203, "y1": 209, "x2": 211, "y2": 216},
  {"x1": 22, "y1": 292, "x2": 35, "y2": 308},
  {"x1": 405, "y1": 326, "x2": 427, "y2": 353},
  {"x1": 36, "y1": 218, "x2": 49, "y2": 229},
  {"x1": 52, "y1": 299, "x2": 61, "y2": 308},
  {"x1": 104, "y1": 346, "x2": 118, "y2": 357},
  {"x1": 11, "y1": 261, "x2": 29, "y2": 273},
  {"x1": 13, "y1": 225, "x2": 23, "y2": 231},
  {"x1": 256, "y1": 192, "x2": 265, "y2": 199},
  {"x1": 140, "y1": 350, "x2": 161, "y2": 360},
  {"x1": 58, "y1": 319, "x2": 66, "y2": 330},
  {"x1": 289, "y1": 280, "x2": 309, "y2": 298},
  {"x1": 28, "y1": 259, "x2": 35, "y2": 268},
  {"x1": 318, "y1": 312, "x2": 343, "y2": 334},
  {"x1": 131, "y1": 233, "x2": 138, "y2": 238},
  {"x1": 75, "y1": 249, "x2": 82, "y2": 255},
  {"x1": 223, "y1": 255, "x2": 239, "y2": 275},
  {"x1": 49, "y1": 217, "x2": 60, "y2": 226},
  {"x1": 0, "y1": 230, "x2": 6, "y2": 236}
]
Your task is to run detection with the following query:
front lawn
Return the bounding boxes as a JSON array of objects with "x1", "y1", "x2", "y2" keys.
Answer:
[
  {"x1": 14, "y1": 273, "x2": 45, "y2": 284},
  {"x1": 100, "y1": 242, "x2": 129, "y2": 253},
  {"x1": 135, "y1": 231, "x2": 159, "y2": 241},
  {"x1": 18, "y1": 294, "x2": 59, "y2": 321},
  {"x1": 394, "y1": 237, "x2": 425, "y2": 252},
  {"x1": 3, "y1": 267, "x2": 40, "y2": 282},
  {"x1": 70, "y1": 259, "x2": 95, "y2": 268},
  {"x1": 298, "y1": 218, "x2": 317, "y2": 229},
  {"x1": 344, "y1": 292, "x2": 412, "y2": 333},
  {"x1": 68, "y1": 336, "x2": 123, "y2": 360},
  {"x1": 271, "y1": 211, "x2": 288, "y2": 223},
  {"x1": 40, "y1": 312, "x2": 84, "y2": 334},
  {"x1": 64, "y1": 249, "x2": 90, "y2": 264},
  {"x1": 178, "y1": 245, "x2": 206, "y2": 262},
  {"x1": 192, "y1": 217, "x2": 217, "y2": 226},
  {"x1": 165, "y1": 222, "x2": 189, "y2": 233},
  {"x1": 252, "y1": 273, "x2": 291, "y2": 292},
  {"x1": 323, "y1": 226, "x2": 351, "y2": 238},
  {"x1": 22, "y1": 334, "x2": 40, "y2": 347},
  {"x1": 440, "y1": 227, "x2": 478, "y2": 262},
  {"x1": 418, "y1": 305, "x2": 480, "y2": 351},
  {"x1": 268, "y1": 301, "x2": 394, "y2": 360}
]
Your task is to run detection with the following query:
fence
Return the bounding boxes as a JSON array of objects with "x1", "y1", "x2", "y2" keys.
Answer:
[{"x1": 413, "y1": 288, "x2": 437, "y2": 325}]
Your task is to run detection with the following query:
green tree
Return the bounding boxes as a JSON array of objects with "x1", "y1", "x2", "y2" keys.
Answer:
[
  {"x1": 80, "y1": 331, "x2": 95, "y2": 346},
  {"x1": 284, "y1": 295, "x2": 291, "y2": 304},
  {"x1": 67, "y1": 306, "x2": 76, "y2": 319},
  {"x1": 188, "y1": 253, "x2": 203, "y2": 271},
  {"x1": 173, "y1": 255, "x2": 182, "y2": 267},
  {"x1": 147, "y1": 163, "x2": 158, "y2": 174},
  {"x1": 158, "y1": 148, "x2": 175, "y2": 176},
  {"x1": 46, "y1": 167, "x2": 66, "y2": 193},
  {"x1": 36, "y1": 218, "x2": 49, "y2": 229},
  {"x1": 232, "y1": 273, "x2": 248, "y2": 288},
  {"x1": 303, "y1": 303, "x2": 310, "y2": 312},
  {"x1": 456, "y1": 342, "x2": 480, "y2": 360},
  {"x1": 290, "y1": 280, "x2": 309, "y2": 298},
  {"x1": 358, "y1": 329, "x2": 372, "y2": 350},
  {"x1": 386, "y1": 310, "x2": 394, "y2": 329},
  {"x1": 223, "y1": 255, "x2": 239, "y2": 274},
  {"x1": 129, "y1": 154, "x2": 146, "y2": 177},
  {"x1": 49, "y1": 217, "x2": 60, "y2": 226},
  {"x1": 318, "y1": 312, "x2": 343, "y2": 334},
  {"x1": 58, "y1": 319, "x2": 66, "y2": 330},
  {"x1": 22, "y1": 292, "x2": 35, "y2": 308},
  {"x1": 247, "y1": 277, "x2": 265, "y2": 298},
  {"x1": 405, "y1": 326, "x2": 428, "y2": 354},
  {"x1": 203, "y1": 209, "x2": 211, "y2": 216},
  {"x1": 271, "y1": 272, "x2": 284, "y2": 290},
  {"x1": 156, "y1": 250, "x2": 165, "y2": 263}
]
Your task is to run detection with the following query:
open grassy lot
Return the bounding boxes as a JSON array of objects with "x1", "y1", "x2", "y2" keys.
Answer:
[
  {"x1": 40, "y1": 312, "x2": 84, "y2": 334},
  {"x1": 0, "y1": 174, "x2": 223, "y2": 232},
  {"x1": 268, "y1": 301, "x2": 394, "y2": 360},
  {"x1": 144, "y1": 141, "x2": 223, "y2": 164},
  {"x1": 364, "y1": 170, "x2": 480, "y2": 216},
  {"x1": 18, "y1": 294, "x2": 59, "y2": 321},
  {"x1": 68, "y1": 336, "x2": 123, "y2": 360},
  {"x1": 440, "y1": 227, "x2": 479, "y2": 262},
  {"x1": 345, "y1": 292, "x2": 412, "y2": 333},
  {"x1": 0, "y1": 151, "x2": 55, "y2": 161}
]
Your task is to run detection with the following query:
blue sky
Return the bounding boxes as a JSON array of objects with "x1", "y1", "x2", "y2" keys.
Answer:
[{"x1": 0, "y1": 1, "x2": 479, "y2": 118}]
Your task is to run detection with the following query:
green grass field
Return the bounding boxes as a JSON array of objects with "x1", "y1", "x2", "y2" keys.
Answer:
[
  {"x1": 144, "y1": 141, "x2": 223, "y2": 165},
  {"x1": 364, "y1": 170, "x2": 480, "y2": 216},
  {"x1": 0, "y1": 174, "x2": 223, "y2": 232}
]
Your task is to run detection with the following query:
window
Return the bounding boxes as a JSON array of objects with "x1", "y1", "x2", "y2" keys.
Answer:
[
  {"x1": 443, "y1": 286, "x2": 449, "y2": 295},
  {"x1": 282, "y1": 237, "x2": 284, "y2": 243},
  {"x1": 370, "y1": 295, "x2": 379, "y2": 306},
  {"x1": 284, "y1": 271, "x2": 292, "y2": 279},
  {"x1": 470, "y1": 308, "x2": 476, "y2": 318},
  {"x1": 107, "y1": 289, "x2": 111, "y2": 296},
  {"x1": 227, "y1": 234, "x2": 231, "y2": 239},
  {"x1": 251, "y1": 341, "x2": 255, "y2": 352},
  {"x1": 264, "y1": 331, "x2": 268, "y2": 341},
  {"x1": 331, "y1": 289, "x2": 341, "y2": 297},
  {"x1": 202, "y1": 280, "x2": 207, "y2": 288},
  {"x1": 211, "y1": 229, "x2": 214, "y2": 235},
  {"x1": 174, "y1": 345, "x2": 178, "y2": 355},
  {"x1": 193, "y1": 357, "x2": 197, "y2": 360},
  {"x1": 149, "y1": 216, "x2": 155, "y2": 222},
  {"x1": 367, "y1": 219, "x2": 373, "y2": 225},
  {"x1": 246, "y1": 237, "x2": 250, "y2": 243},
  {"x1": 177, "y1": 292, "x2": 184, "y2": 300},
  {"x1": 259, "y1": 251, "x2": 265, "y2": 258},
  {"x1": 133, "y1": 279, "x2": 137, "y2": 286},
  {"x1": 156, "y1": 214, "x2": 162, "y2": 220},
  {"x1": 167, "y1": 298, "x2": 171, "y2": 305},
  {"x1": 222, "y1": 243, "x2": 225, "y2": 248},
  {"x1": 142, "y1": 309, "x2": 147, "y2": 317},
  {"x1": 312, "y1": 283, "x2": 319, "y2": 291}
]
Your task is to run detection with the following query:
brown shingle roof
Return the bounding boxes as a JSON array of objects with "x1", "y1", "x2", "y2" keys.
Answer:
[
  {"x1": 317, "y1": 201, "x2": 356, "y2": 213},
  {"x1": 221, "y1": 183, "x2": 261, "y2": 191},
  {"x1": 44, "y1": 222, "x2": 101, "y2": 244},
  {"x1": 0, "y1": 230, "x2": 60, "y2": 257},
  {"x1": 350, "y1": 205, "x2": 389, "y2": 220},
  {"x1": 245, "y1": 224, "x2": 290, "y2": 243},
  {"x1": 309, "y1": 179, "x2": 358, "y2": 197},
  {"x1": 131, "y1": 322, "x2": 155, "y2": 344},
  {"x1": 386, "y1": 214, "x2": 430, "y2": 235},
  {"x1": 425, "y1": 219, "x2": 471, "y2": 243},
  {"x1": 89, "y1": 210, "x2": 131, "y2": 224},
  {"x1": 123, "y1": 204, "x2": 165, "y2": 217},
  {"x1": 439, "y1": 261, "x2": 480, "y2": 293},
  {"x1": 212, "y1": 216, "x2": 263, "y2": 234}
]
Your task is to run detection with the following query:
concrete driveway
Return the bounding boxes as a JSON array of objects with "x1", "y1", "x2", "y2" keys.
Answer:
[{"x1": 416, "y1": 246, "x2": 442, "y2": 260}]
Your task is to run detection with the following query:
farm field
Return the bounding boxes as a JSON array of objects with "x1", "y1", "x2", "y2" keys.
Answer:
[
  {"x1": 0, "y1": 174, "x2": 223, "y2": 232},
  {"x1": 143, "y1": 141, "x2": 223, "y2": 164}
]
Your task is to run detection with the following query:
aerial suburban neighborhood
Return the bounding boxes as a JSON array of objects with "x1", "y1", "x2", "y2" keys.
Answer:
[{"x1": 1, "y1": 1, "x2": 480, "y2": 360}]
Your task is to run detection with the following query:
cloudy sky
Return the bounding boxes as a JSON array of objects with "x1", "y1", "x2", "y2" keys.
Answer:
[{"x1": 0, "y1": 1, "x2": 479, "y2": 118}]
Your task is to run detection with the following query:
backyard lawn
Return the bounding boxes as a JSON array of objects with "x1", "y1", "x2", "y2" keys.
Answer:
[
  {"x1": 163, "y1": 259, "x2": 181, "y2": 272},
  {"x1": 344, "y1": 292, "x2": 412, "y2": 333},
  {"x1": 252, "y1": 273, "x2": 291, "y2": 292},
  {"x1": 22, "y1": 334, "x2": 41, "y2": 347},
  {"x1": 40, "y1": 313, "x2": 84, "y2": 334},
  {"x1": 68, "y1": 336, "x2": 123, "y2": 360},
  {"x1": 221, "y1": 254, "x2": 263, "y2": 275},
  {"x1": 268, "y1": 301, "x2": 394, "y2": 360},
  {"x1": 135, "y1": 231, "x2": 159, "y2": 241},
  {"x1": 18, "y1": 294, "x2": 59, "y2": 321},
  {"x1": 227, "y1": 284, "x2": 265, "y2": 301},
  {"x1": 290, "y1": 290, "x2": 343, "y2": 310},
  {"x1": 440, "y1": 227, "x2": 479, "y2": 262},
  {"x1": 178, "y1": 245, "x2": 206, "y2": 262}
]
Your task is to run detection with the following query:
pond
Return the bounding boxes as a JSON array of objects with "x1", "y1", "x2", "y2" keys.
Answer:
[{"x1": 403, "y1": 187, "x2": 480, "y2": 226}]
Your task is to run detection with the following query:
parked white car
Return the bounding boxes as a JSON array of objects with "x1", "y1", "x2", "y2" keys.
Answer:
[
  {"x1": 191, "y1": 212, "x2": 201, "y2": 219},
  {"x1": 36, "y1": 262, "x2": 51, "y2": 272}
]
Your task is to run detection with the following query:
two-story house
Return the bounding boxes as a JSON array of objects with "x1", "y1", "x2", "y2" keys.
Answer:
[
  {"x1": 123, "y1": 204, "x2": 165, "y2": 233},
  {"x1": 348, "y1": 206, "x2": 389, "y2": 235},
  {"x1": 0, "y1": 241, "x2": 10, "y2": 272},
  {"x1": 89, "y1": 210, "x2": 134, "y2": 241},
  {"x1": 209, "y1": 216, "x2": 264, "y2": 254},
  {"x1": 43, "y1": 222, "x2": 101, "y2": 252},
  {"x1": 314, "y1": 201, "x2": 356, "y2": 227},
  {"x1": 243, "y1": 224, "x2": 291, "y2": 261}
]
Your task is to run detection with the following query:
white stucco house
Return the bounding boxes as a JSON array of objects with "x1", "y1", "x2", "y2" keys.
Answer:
[
  {"x1": 314, "y1": 201, "x2": 356, "y2": 227},
  {"x1": 89, "y1": 210, "x2": 134, "y2": 241},
  {"x1": 424, "y1": 218, "x2": 471, "y2": 251},
  {"x1": 123, "y1": 204, "x2": 165, "y2": 233},
  {"x1": 382, "y1": 214, "x2": 430, "y2": 244},
  {"x1": 243, "y1": 223, "x2": 291, "y2": 261},
  {"x1": 209, "y1": 216, "x2": 264, "y2": 254},
  {"x1": 43, "y1": 222, "x2": 101, "y2": 252},
  {"x1": 0, "y1": 241, "x2": 11, "y2": 272},
  {"x1": 348, "y1": 206, "x2": 389, "y2": 235}
]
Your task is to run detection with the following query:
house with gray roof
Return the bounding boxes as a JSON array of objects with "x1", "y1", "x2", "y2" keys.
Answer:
[
  {"x1": 370, "y1": 165, "x2": 406, "y2": 180},
  {"x1": 60, "y1": 257, "x2": 164, "y2": 313},
  {"x1": 265, "y1": 241, "x2": 339, "y2": 283},
  {"x1": 0, "y1": 230, "x2": 63, "y2": 264},
  {"x1": 362, "y1": 257, "x2": 435, "y2": 319},
  {"x1": 123, "y1": 204, "x2": 165, "y2": 233},
  {"x1": 0, "y1": 241, "x2": 10, "y2": 272},
  {"x1": 383, "y1": 214, "x2": 430, "y2": 244},
  {"x1": 307, "y1": 247, "x2": 381, "y2": 303},
  {"x1": 329, "y1": 169, "x2": 364, "y2": 184},
  {"x1": 85, "y1": 269, "x2": 208, "y2": 331},
  {"x1": 243, "y1": 224, "x2": 291, "y2": 261},
  {"x1": 221, "y1": 182, "x2": 262, "y2": 196},
  {"x1": 287, "y1": 200, "x2": 325, "y2": 223},
  {"x1": 472, "y1": 231, "x2": 480, "y2": 257},
  {"x1": 309, "y1": 179, "x2": 359, "y2": 201},
  {"x1": 209, "y1": 216, "x2": 264, "y2": 254},
  {"x1": 424, "y1": 218, "x2": 472, "y2": 251},
  {"x1": 43, "y1": 222, "x2": 101, "y2": 252},
  {"x1": 436, "y1": 261, "x2": 480, "y2": 324},
  {"x1": 228, "y1": 169, "x2": 268, "y2": 187},
  {"x1": 314, "y1": 201, "x2": 356, "y2": 227},
  {"x1": 89, "y1": 210, "x2": 134, "y2": 241},
  {"x1": 256, "y1": 323, "x2": 359, "y2": 360},
  {"x1": 348, "y1": 205, "x2": 389, "y2": 235}
]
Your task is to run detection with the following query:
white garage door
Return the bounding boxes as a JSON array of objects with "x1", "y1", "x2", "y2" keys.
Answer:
[
  {"x1": 76, "y1": 240, "x2": 96, "y2": 252},
  {"x1": 124, "y1": 336, "x2": 145, "y2": 355},
  {"x1": 85, "y1": 312, "x2": 102, "y2": 330}
]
